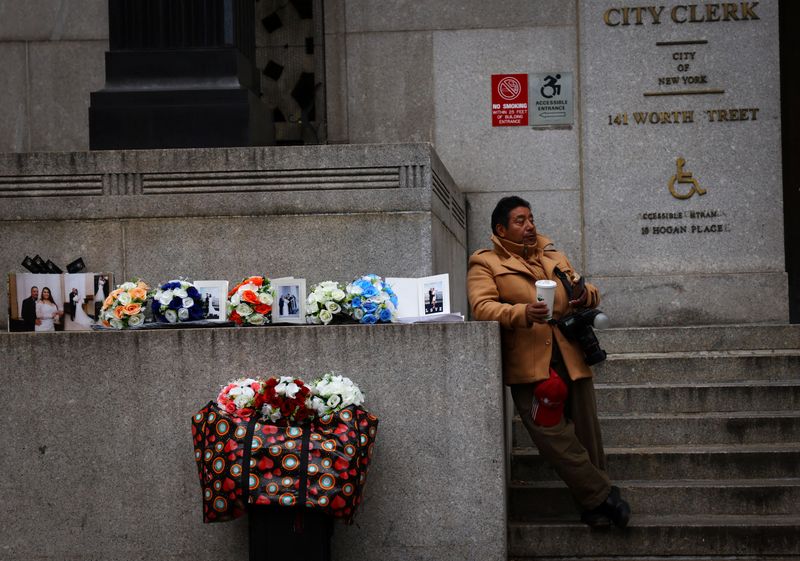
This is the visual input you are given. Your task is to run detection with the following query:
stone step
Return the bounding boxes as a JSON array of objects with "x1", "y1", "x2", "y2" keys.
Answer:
[
  {"x1": 599, "y1": 324, "x2": 800, "y2": 354},
  {"x1": 593, "y1": 349, "x2": 800, "y2": 383},
  {"x1": 594, "y1": 380, "x2": 800, "y2": 414},
  {"x1": 511, "y1": 443, "x2": 800, "y2": 482},
  {"x1": 511, "y1": 557, "x2": 800, "y2": 561},
  {"x1": 508, "y1": 515, "x2": 800, "y2": 557},
  {"x1": 512, "y1": 411, "x2": 800, "y2": 447},
  {"x1": 508, "y1": 478, "x2": 800, "y2": 518}
]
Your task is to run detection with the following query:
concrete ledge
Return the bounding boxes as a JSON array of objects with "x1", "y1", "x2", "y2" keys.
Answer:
[
  {"x1": 0, "y1": 143, "x2": 468, "y2": 327},
  {"x1": 0, "y1": 322, "x2": 506, "y2": 561}
]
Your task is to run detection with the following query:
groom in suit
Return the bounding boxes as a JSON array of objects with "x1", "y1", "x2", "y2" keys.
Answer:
[{"x1": 21, "y1": 286, "x2": 39, "y2": 331}]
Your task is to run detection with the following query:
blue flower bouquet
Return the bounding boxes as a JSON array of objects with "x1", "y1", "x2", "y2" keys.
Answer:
[
  {"x1": 344, "y1": 274, "x2": 398, "y2": 324},
  {"x1": 151, "y1": 280, "x2": 205, "y2": 323}
]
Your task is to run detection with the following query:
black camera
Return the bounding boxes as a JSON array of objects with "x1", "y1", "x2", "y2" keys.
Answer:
[{"x1": 556, "y1": 308, "x2": 609, "y2": 365}]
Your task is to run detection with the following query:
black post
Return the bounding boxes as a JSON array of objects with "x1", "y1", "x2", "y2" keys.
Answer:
[{"x1": 90, "y1": 0, "x2": 272, "y2": 149}]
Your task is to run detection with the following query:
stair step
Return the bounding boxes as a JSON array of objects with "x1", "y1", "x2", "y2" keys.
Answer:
[
  {"x1": 594, "y1": 350, "x2": 800, "y2": 383},
  {"x1": 599, "y1": 324, "x2": 800, "y2": 354},
  {"x1": 512, "y1": 411, "x2": 800, "y2": 447},
  {"x1": 508, "y1": 515, "x2": 800, "y2": 557},
  {"x1": 594, "y1": 380, "x2": 800, "y2": 414},
  {"x1": 511, "y1": 443, "x2": 800, "y2": 481},
  {"x1": 509, "y1": 478, "x2": 800, "y2": 518}
]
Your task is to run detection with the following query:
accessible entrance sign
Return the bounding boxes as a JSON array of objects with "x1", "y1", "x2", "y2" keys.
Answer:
[{"x1": 491, "y1": 74, "x2": 528, "y2": 126}]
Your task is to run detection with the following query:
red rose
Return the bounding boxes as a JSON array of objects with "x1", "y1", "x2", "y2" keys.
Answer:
[{"x1": 242, "y1": 290, "x2": 259, "y2": 305}]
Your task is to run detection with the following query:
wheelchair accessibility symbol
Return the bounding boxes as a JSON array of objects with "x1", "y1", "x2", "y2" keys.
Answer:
[
  {"x1": 540, "y1": 74, "x2": 561, "y2": 99},
  {"x1": 668, "y1": 157, "x2": 707, "y2": 200}
]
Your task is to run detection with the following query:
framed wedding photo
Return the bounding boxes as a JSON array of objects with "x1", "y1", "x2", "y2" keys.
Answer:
[
  {"x1": 421, "y1": 274, "x2": 449, "y2": 316},
  {"x1": 194, "y1": 280, "x2": 229, "y2": 321},
  {"x1": 272, "y1": 278, "x2": 306, "y2": 324}
]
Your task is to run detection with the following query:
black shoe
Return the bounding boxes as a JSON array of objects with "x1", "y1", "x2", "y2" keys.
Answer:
[{"x1": 580, "y1": 486, "x2": 631, "y2": 529}]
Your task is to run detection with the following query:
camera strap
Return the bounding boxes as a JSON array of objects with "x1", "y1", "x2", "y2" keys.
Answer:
[{"x1": 552, "y1": 267, "x2": 573, "y2": 300}]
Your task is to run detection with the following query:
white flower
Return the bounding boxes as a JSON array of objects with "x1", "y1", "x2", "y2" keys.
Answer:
[
  {"x1": 158, "y1": 290, "x2": 173, "y2": 306},
  {"x1": 110, "y1": 318, "x2": 124, "y2": 329},
  {"x1": 307, "y1": 315, "x2": 321, "y2": 324},
  {"x1": 326, "y1": 394, "x2": 342, "y2": 408},
  {"x1": 164, "y1": 309, "x2": 177, "y2": 323},
  {"x1": 182, "y1": 297, "x2": 194, "y2": 309},
  {"x1": 261, "y1": 404, "x2": 282, "y2": 422},
  {"x1": 178, "y1": 307, "x2": 189, "y2": 320},
  {"x1": 307, "y1": 293, "x2": 318, "y2": 305},
  {"x1": 319, "y1": 309, "x2": 333, "y2": 324},
  {"x1": 307, "y1": 301, "x2": 319, "y2": 313},
  {"x1": 128, "y1": 314, "x2": 144, "y2": 327},
  {"x1": 258, "y1": 292, "x2": 271, "y2": 304},
  {"x1": 230, "y1": 292, "x2": 241, "y2": 306},
  {"x1": 348, "y1": 284, "x2": 363, "y2": 295},
  {"x1": 118, "y1": 292, "x2": 132, "y2": 306},
  {"x1": 248, "y1": 313, "x2": 265, "y2": 325},
  {"x1": 308, "y1": 396, "x2": 327, "y2": 415},
  {"x1": 173, "y1": 287, "x2": 188, "y2": 298},
  {"x1": 236, "y1": 303, "x2": 253, "y2": 316},
  {"x1": 325, "y1": 301, "x2": 341, "y2": 314},
  {"x1": 352, "y1": 308, "x2": 364, "y2": 320},
  {"x1": 331, "y1": 289, "x2": 345, "y2": 301},
  {"x1": 120, "y1": 282, "x2": 136, "y2": 290},
  {"x1": 278, "y1": 382, "x2": 300, "y2": 398}
]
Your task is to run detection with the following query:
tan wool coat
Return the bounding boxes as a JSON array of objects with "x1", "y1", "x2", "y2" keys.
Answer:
[{"x1": 467, "y1": 234, "x2": 601, "y2": 385}]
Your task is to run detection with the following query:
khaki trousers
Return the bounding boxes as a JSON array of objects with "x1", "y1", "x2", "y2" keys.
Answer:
[{"x1": 510, "y1": 345, "x2": 611, "y2": 510}]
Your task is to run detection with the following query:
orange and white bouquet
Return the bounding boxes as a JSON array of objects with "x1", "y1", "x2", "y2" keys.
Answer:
[
  {"x1": 99, "y1": 280, "x2": 149, "y2": 329},
  {"x1": 227, "y1": 276, "x2": 275, "y2": 326}
]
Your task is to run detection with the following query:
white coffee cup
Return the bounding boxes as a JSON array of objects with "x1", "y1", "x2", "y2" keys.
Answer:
[{"x1": 535, "y1": 280, "x2": 557, "y2": 320}]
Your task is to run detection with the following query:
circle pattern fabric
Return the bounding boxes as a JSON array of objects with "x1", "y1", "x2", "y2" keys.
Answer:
[{"x1": 192, "y1": 402, "x2": 378, "y2": 524}]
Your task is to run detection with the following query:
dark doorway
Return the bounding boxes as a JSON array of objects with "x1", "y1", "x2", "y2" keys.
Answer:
[{"x1": 780, "y1": 0, "x2": 800, "y2": 322}]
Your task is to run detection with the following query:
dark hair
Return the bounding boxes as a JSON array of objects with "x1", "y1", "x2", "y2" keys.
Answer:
[
  {"x1": 490, "y1": 196, "x2": 531, "y2": 235},
  {"x1": 40, "y1": 286, "x2": 55, "y2": 304}
]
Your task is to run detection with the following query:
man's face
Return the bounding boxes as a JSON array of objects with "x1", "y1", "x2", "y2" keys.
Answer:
[
  {"x1": 31, "y1": 287, "x2": 39, "y2": 299},
  {"x1": 498, "y1": 206, "x2": 537, "y2": 244}
]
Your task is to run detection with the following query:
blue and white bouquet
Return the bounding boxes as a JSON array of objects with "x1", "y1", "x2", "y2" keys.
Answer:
[
  {"x1": 306, "y1": 280, "x2": 348, "y2": 325},
  {"x1": 344, "y1": 274, "x2": 398, "y2": 324},
  {"x1": 151, "y1": 280, "x2": 205, "y2": 323}
]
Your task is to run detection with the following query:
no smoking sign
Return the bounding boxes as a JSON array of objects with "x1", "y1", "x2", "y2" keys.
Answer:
[{"x1": 492, "y1": 74, "x2": 528, "y2": 126}]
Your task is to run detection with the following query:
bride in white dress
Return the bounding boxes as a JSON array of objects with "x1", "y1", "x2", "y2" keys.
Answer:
[
  {"x1": 35, "y1": 287, "x2": 61, "y2": 332},
  {"x1": 72, "y1": 290, "x2": 93, "y2": 326},
  {"x1": 94, "y1": 275, "x2": 107, "y2": 303}
]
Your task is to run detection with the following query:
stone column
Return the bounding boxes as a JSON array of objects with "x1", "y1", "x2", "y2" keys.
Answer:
[{"x1": 90, "y1": 0, "x2": 273, "y2": 149}]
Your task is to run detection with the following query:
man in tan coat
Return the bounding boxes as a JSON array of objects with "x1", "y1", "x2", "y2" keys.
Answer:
[{"x1": 467, "y1": 196, "x2": 631, "y2": 528}]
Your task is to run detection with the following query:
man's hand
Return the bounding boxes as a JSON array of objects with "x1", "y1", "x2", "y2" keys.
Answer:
[
  {"x1": 569, "y1": 286, "x2": 588, "y2": 307},
  {"x1": 526, "y1": 301, "x2": 550, "y2": 324}
]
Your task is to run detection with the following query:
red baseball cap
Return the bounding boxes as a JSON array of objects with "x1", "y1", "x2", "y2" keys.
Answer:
[{"x1": 531, "y1": 368, "x2": 568, "y2": 427}]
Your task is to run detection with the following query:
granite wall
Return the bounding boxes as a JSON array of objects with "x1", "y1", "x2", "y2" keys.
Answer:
[
  {"x1": 0, "y1": 0, "x2": 108, "y2": 152},
  {"x1": 0, "y1": 322, "x2": 506, "y2": 561}
]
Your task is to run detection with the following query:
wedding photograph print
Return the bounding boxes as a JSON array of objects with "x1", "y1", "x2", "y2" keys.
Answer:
[
  {"x1": 7, "y1": 273, "x2": 65, "y2": 332},
  {"x1": 422, "y1": 275, "x2": 449, "y2": 316},
  {"x1": 63, "y1": 273, "x2": 99, "y2": 330},
  {"x1": 194, "y1": 280, "x2": 229, "y2": 321},
  {"x1": 273, "y1": 278, "x2": 306, "y2": 324}
]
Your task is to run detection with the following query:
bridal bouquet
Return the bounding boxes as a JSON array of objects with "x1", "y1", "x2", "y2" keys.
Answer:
[
  {"x1": 306, "y1": 280, "x2": 348, "y2": 325},
  {"x1": 228, "y1": 276, "x2": 274, "y2": 326},
  {"x1": 99, "y1": 280, "x2": 149, "y2": 329},
  {"x1": 151, "y1": 280, "x2": 205, "y2": 323},
  {"x1": 216, "y1": 378, "x2": 266, "y2": 419},
  {"x1": 308, "y1": 372, "x2": 365, "y2": 416},
  {"x1": 344, "y1": 274, "x2": 398, "y2": 324},
  {"x1": 261, "y1": 376, "x2": 314, "y2": 423}
]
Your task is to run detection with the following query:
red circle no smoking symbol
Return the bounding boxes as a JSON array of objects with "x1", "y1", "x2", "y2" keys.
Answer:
[{"x1": 497, "y1": 77, "x2": 522, "y2": 100}]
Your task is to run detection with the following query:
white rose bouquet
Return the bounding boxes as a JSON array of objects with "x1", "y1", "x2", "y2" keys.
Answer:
[
  {"x1": 305, "y1": 280, "x2": 349, "y2": 325},
  {"x1": 227, "y1": 276, "x2": 275, "y2": 326},
  {"x1": 151, "y1": 280, "x2": 205, "y2": 323},
  {"x1": 308, "y1": 372, "x2": 365, "y2": 416}
]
